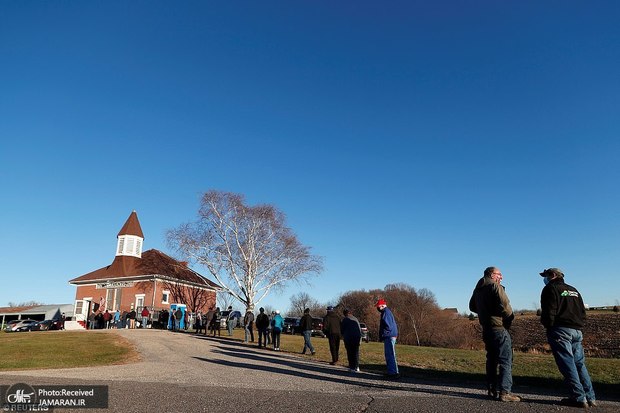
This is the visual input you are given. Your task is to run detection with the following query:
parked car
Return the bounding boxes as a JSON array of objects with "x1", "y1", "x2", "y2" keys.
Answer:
[
  {"x1": 288, "y1": 317, "x2": 326, "y2": 337},
  {"x1": 311, "y1": 317, "x2": 325, "y2": 337},
  {"x1": 283, "y1": 317, "x2": 300, "y2": 334},
  {"x1": 5, "y1": 319, "x2": 39, "y2": 332},
  {"x1": 219, "y1": 310, "x2": 242, "y2": 329},
  {"x1": 35, "y1": 319, "x2": 62, "y2": 331},
  {"x1": 359, "y1": 323, "x2": 370, "y2": 342}
]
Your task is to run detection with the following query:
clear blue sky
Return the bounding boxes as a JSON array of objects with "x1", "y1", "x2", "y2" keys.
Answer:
[{"x1": 1, "y1": 2, "x2": 619, "y2": 315}]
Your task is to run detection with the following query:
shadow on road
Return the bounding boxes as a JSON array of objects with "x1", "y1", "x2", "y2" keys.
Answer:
[{"x1": 191, "y1": 334, "x2": 620, "y2": 403}]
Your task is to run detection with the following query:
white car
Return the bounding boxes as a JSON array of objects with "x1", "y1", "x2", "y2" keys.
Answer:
[{"x1": 5, "y1": 319, "x2": 39, "y2": 332}]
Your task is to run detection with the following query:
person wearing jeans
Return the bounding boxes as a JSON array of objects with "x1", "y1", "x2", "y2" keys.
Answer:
[
  {"x1": 376, "y1": 299, "x2": 399, "y2": 378},
  {"x1": 469, "y1": 267, "x2": 520, "y2": 402},
  {"x1": 540, "y1": 268, "x2": 596, "y2": 408},
  {"x1": 482, "y1": 328, "x2": 513, "y2": 394},
  {"x1": 244, "y1": 308, "x2": 255, "y2": 343},
  {"x1": 299, "y1": 308, "x2": 315, "y2": 355}
]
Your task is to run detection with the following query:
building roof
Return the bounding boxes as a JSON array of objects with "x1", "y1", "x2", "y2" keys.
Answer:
[
  {"x1": 117, "y1": 210, "x2": 144, "y2": 238},
  {"x1": 69, "y1": 249, "x2": 220, "y2": 289},
  {"x1": 0, "y1": 304, "x2": 74, "y2": 318},
  {"x1": 0, "y1": 305, "x2": 37, "y2": 314}
]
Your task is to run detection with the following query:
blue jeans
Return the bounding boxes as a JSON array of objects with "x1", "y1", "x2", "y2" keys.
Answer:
[
  {"x1": 244, "y1": 324, "x2": 254, "y2": 342},
  {"x1": 302, "y1": 330, "x2": 315, "y2": 354},
  {"x1": 383, "y1": 337, "x2": 398, "y2": 375},
  {"x1": 482, "y1": 328, "x2": 513, "y2": 393},
  {"x1": 547, "y1": 327, "x2": 596, "y2": 403}
]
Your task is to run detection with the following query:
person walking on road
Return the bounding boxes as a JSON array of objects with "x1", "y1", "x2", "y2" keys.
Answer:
[
  {"x1": 469, "y1": 267, "x2": 520, "y2": 402},
  {"x1": 341, "y1": 309, "x2": 362, "y2": 372},
  {"x1": 300, "y1": 308, "x2": 316, "y2": 355},
  {"x1": 323, "y1": 306, "x2": 341, "y2": 365},
  {"x1": 299, "y1": 308, "x2": 315, "y2": 356},
  {"x1": 540, "y1": 268, "x2": 597, "y2": 408},
  {"x1": 376, "y1": 299, "x2": 399, "y2": 379}
]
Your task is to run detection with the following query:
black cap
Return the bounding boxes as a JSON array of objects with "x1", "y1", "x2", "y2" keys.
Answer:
[{"x1": 540, "y1": 268, "x2": 564, "y2": 277}]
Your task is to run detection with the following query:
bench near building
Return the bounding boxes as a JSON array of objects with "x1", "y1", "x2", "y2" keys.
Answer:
[{"x1": 69, "y1": 211, "x2": 220, "y2": 328}]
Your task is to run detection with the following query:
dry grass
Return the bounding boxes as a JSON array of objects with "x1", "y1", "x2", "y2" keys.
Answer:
[{"x1": 0, "y1": 330, "x2": 139, "y2": 371}]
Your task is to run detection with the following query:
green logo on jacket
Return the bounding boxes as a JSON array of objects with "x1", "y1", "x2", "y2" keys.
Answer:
[{"x1": 561, "y1": 290, "x2": 579, "y2": 298}]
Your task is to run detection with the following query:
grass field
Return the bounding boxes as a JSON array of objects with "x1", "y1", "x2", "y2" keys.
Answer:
[
  {"x1": 2, "y1": 328, "x2": 619, "y2": 398},
  {"x1": 0, "y1": 330, "x2": 138, "y2": 370}
]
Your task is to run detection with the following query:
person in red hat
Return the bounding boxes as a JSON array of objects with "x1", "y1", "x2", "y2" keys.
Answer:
[{"x1": 376, "y1": 298, "x2": 399, "y2": 378}]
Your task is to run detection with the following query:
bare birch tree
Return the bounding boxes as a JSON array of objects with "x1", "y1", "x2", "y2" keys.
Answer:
[{"x1": 167, "y1": 191, "x2": 323, "y2": 311}]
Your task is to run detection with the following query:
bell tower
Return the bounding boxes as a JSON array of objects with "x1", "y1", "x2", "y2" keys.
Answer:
[{"x1": 115, "y1": 210, "x2": 144, "y2": 258}]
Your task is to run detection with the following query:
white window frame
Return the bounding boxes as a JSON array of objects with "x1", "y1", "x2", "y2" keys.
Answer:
[
  {"x1": 135, "y1": 294, "x2": 146, "y2": 311},
  {"x1": 116, "y1": 235, "x2": 143, "y2": 258},
  {"x1": 161, "y1": 290, "x2": 170, "y2": 304}
]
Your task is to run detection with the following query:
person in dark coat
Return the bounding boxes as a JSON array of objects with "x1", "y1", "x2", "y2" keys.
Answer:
[
  {"x1": 323, "y1": 306, "x2": 342, "y2": 365},
  {"x1": 205, "y1": 307, "x2": 214, "y2": 336},
  {"x1": 469, "y1": 267, "x2": 520, "y2": 401},
  {"x1": 211, "y1": 307, "x2": 221, "y2": 336},
  {"x1": 540, "y1": 268, "x2": 596, "y2": 408},
  {"x1": 255, "y1": 307, "x2": 270, "y2": 348},
  {"x1": 299, "y1": 308, "x2": 315, "y2": 355},
  {"x1": 170, "y1": 309, "x2": 177, "y2": 331},
  {"x1": 341, "y1": 309, "x2": 362, "y2": 372}
]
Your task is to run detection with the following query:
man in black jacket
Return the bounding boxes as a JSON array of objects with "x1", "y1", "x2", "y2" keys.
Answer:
[
  {"x1": 300, "y1": 308, "x2": 316, "y2": 355},
  {"x1": 255, "y1": 308, "x2": 270, "y2": 348},
  {"x1": 323, "y1": 306, "x2": 341, "y2": 365},
  {"x1": 540, "y1": 268, "x2": 596, "y2": 408}
]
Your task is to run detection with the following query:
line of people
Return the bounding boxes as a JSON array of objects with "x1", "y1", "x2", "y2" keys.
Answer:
[
  {"x1": 177, "y1": 265, "x2": 595, "y2": 407},
  {"x1": 87, "y1": 306, "x2": 150, "y2": 329}
]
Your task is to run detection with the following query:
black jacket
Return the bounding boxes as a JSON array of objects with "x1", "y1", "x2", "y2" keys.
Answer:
[
  {"x1": 540, "y1": 278, "x2": 586, "y2": 330},
  {"x1": 300, "y1": 314, "x2": 313, "y2": 331},
  {"x1": 323, "y1": 312, "x2": 341, "y2": 336},
  {"x1": 255, "y1": 312, "x2": 270, "y2": 329}
]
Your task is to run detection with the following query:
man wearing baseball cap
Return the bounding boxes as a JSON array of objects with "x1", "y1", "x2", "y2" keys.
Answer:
[
  {"x1": 540, "y1": 268, "x2": 596, "y2": 408},
  {"x1": 376, "y1": 298, "x2": 399, "y2": 379}
]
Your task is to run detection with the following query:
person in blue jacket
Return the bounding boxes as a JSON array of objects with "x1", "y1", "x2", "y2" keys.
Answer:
[
  {"x1": 272, "y1": 310, "x2": 284, "y2": 351},
  {"x1": 376, "y1": 298, "x2": 399, "y2": 378}
]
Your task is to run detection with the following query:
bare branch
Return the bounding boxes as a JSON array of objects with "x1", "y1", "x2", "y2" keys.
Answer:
[{"x1": 167, "y1": 190, "x2": 323, "y2": 311}]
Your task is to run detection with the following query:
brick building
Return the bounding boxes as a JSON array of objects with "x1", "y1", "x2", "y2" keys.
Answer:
[{"x1": 69, "y1": 211, "x2": 219, "y2": 325}]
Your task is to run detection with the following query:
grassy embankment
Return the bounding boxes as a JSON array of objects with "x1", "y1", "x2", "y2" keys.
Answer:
[{"x1": 2, "y1": 328, "x2": 619, "y2": 398}]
